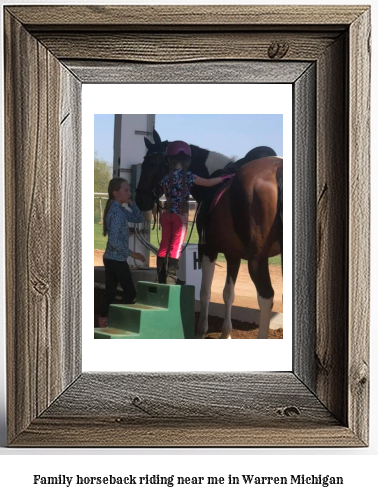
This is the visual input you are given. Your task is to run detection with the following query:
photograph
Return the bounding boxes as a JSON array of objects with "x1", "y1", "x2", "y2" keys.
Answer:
[
  {"x1": 93, "y1": 114, "x2": 284, "y2": 340},
  {"x1": 2, "y1": 1, "x2": 372, "y2": 457}
]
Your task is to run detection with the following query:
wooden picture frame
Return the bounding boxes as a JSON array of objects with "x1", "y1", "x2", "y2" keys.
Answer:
[{"x1": 4, "y1": 5, "x2": 370, "y2": 447}]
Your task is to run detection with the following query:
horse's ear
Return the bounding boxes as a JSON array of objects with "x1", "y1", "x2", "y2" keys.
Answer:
[
  {"x1": 153, "y1": 129, "x2": 161, "y2": 145},
  {"x1": 144, "y1": 137, "x2": 153, "y2": 149}
]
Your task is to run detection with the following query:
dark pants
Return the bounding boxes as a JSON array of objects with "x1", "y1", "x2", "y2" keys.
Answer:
[{"x1": 100, "y1": 258, "x2": 136, "y2": 317}]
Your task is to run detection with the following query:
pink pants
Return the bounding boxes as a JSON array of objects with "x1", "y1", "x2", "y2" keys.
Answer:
[{"x1": 157, "y1": 212, "x2": 188, "y2": 260}]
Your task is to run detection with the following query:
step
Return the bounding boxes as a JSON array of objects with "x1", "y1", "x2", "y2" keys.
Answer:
[
  {"x1": 108, "y1": 303, "x2": 166, "y2": 333},
  {"x1": 94, "y1": 326, "x2": 142, "y2": 339},
  {"x1": 136, "y1": 282, "x2": 174, "y2": 308},
  {"x1": 95, "y1": 282, "x2": 196, "y2": 339}
]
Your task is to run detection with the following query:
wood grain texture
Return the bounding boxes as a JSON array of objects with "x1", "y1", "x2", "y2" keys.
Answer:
[
  {"x1": 7, "y1": 5, "x2": 367, "y2": 29},
  {"x1": 316, "y1": 34, "x2": 348, "y2": 425},
  {"x1": 11, "y1": 419, "x2": 363, "y2": 448},
  {"x1": 4, "y1": 11, "x2": 80, "y2": 444},
  {"x1": 293, "y1": 64, "x2": 317, "y2": 390},
  {"x1": 348, "y1": 9, "x2": 371, "y2": 445},
  {"x1": 42, "y1": 373, "x2": 333, "y2": 421},
  {"x1": 4, "y1": 5, "x2": 370, "y2": 447},
  {"x1": 60, "y1": 68, "x2": 82, "y2": 387},
  {"x1": 34, "y1": 32, "x2": 339, "y2": 63},
  {"x1": 5, "y1": 12, "x2": 63, "y2": 442},
  {"x1": 65, "y1": 60, "x2": 311, "y2": 84},
  {"x1": 11, "y1": 373, "x2": 363, "y2": 447}
]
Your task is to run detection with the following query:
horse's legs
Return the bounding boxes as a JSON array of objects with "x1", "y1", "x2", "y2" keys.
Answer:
[
  {"x1": 248, "y1": 257, "x2": 274, "y2": 339},
  {"x1": 196, "y1": 255, "x2": 216, "y2": 338},
  {"x1": 220, "y1": 256, "x2": 241, "y2": 339}
]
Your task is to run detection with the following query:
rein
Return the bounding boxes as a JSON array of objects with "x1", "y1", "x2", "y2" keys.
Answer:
[{"x1": 181, "y1": 201, "x2": 201, "y2": 253}]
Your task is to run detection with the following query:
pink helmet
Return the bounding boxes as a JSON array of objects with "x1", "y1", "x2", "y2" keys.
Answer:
[{"x1": 166, "y1": 141, "x2": 191, "y2": 157}]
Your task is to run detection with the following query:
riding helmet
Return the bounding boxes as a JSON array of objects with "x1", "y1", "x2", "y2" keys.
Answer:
[{"x1": 166, "y1": 141, "x2": 191, "y2": 157}]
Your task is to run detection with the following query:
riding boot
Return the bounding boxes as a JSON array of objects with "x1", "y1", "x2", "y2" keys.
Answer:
[
  {"x1": 166, "y1": 258, "x2": 185, "y2": 285},
  {"x1": 155, "y1": 256, "x2": 167, "y2": 284}
]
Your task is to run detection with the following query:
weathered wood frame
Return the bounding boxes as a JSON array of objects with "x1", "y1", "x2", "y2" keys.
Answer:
[{"x1": 4, "y1": 5, "x2": 370, "y2": 447}]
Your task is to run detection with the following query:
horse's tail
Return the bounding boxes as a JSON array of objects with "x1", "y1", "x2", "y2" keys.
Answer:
[{"x1": 276, "y1": 165, "x2": 283, "y2": 274}]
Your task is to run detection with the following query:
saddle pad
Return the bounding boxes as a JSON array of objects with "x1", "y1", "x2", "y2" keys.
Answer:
[{"x1": 209, "y1": 179, "x2": 233, "y2": 213}]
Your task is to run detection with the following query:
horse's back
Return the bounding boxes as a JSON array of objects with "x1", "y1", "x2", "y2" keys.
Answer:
[
  {"x1": 230, "y1": 156, "x2": 282, "y2": 258},
  {"x1": 240, "y1": 156, "x2": 282, "y2": 178}
]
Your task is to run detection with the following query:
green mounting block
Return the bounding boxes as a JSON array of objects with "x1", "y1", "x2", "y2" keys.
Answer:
[{"x1": 94, "y1": 282, "x2": 195, "y2": 339}]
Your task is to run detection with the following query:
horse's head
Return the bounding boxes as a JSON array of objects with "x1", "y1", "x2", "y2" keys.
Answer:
[{"x1": 135, "y1": 129, "x2": 169, "y2": 211}]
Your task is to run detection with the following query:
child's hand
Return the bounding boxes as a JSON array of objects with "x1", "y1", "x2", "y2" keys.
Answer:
[
  {"x1": 131, "y1": 252, "x2": 146, "y2": 262},
  {"x1": 221, "y1": 173, "x2": 235, "y2": 181}
]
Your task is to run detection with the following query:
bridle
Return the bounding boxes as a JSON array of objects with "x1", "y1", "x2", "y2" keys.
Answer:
[{"x1": 135, "y1": 151, "x2": 168, "y2": 235}]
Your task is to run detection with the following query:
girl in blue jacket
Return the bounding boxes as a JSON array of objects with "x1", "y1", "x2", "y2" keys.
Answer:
[{"x1": 98, "y1": 177, "x2": 145, "y2": 327}]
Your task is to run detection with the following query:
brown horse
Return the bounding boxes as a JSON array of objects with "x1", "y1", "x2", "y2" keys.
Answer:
[
  {"x1": 198, "y1": 156, "x2": 283, "y2": 339},
  {"x1": 136, "y1": 131, "x2": 283, "y2": 339}
]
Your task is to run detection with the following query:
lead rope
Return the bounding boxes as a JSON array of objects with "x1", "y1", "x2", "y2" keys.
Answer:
[
  {"x1": 181, "y1": 201, "x2": 201, "y2": 254},
  {"x1": 156, "y1": 202, "x2": 162, "y2": 246}
]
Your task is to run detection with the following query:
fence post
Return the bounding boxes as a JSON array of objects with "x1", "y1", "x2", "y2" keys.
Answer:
[{"x1": 99, "y1": 197, "x2": 103, "y2": 224}]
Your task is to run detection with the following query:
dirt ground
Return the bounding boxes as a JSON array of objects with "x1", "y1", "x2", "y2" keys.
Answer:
[
  {"x1": 94, "y1": 250, "x2": 283, "y2": 313},
  {"x1": 196, "y1": 313, "x2": 283, "y2": 339}
]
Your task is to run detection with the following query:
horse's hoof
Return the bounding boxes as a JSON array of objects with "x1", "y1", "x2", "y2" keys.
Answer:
[
  {"x1": 220, "y1": 331, "x2": 232, "y2": 339},
  {"x1": 196, "y1": 323, "x2": 208, "y2": 339}
]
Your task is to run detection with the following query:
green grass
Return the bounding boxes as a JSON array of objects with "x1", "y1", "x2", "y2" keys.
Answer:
[
  {"x1": 94, "y1": 223, "x2": 107, "y2": 250},
  {"x1": 268, "y1": 255, "x2": 282, "y2": 266},
  {"x1": 94, "y1": 222, "x2": 281, "y2": 266}
]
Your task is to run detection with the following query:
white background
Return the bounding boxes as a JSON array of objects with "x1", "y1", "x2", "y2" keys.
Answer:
[
  {"x1": 0, "y1": 0, "x2": 377, "y2": 498},
  {"x1": 83, "y1": 84, "x2": 292, "y2": 371}
]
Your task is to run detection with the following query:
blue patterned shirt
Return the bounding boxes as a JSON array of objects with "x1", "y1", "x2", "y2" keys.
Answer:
[
  {"x1": 162, "y1": 169, "x2": 197, "y2": 214},
  {"x1": 103, "y1": 200, "x2": 144, "y2": 261}
]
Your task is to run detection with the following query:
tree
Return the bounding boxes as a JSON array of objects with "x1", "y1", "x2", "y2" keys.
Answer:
[{"x1": 94, "y1": 153, "x2": 112, "y2": 193}]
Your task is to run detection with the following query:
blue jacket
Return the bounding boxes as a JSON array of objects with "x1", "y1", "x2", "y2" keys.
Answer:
[{"x1": 103, "y1": 200, "x2": 144, "y2": 261}]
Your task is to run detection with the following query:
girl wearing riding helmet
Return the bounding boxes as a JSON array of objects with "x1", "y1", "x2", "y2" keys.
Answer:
[{"x1": 157, "y1": 140, "x2": 232, "y2": 284}]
